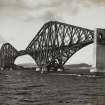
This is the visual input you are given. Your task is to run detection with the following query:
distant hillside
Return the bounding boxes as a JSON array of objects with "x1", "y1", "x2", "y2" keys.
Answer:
[
  {"x1": 64, "y1": 63, "x2": 91, "y2": 68},
  {"x1": 18, "y1": 63, "x2": 91, "y2": 68},
  {"x1": 64, "y1": 63, "x2": 92, "y2": 72}
]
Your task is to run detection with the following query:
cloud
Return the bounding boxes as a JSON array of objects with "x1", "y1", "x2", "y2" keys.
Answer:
[
  {"x1": 0, "y1": 0, "x2": 104, "y2": 24},
  {"x1": 91, "y1": 0, "x2": 105, "y2": 5},
  {"x1": 0, "y1": 0, "x2": 104, "y2": 26},
  {"x1": 1, "y1": 0, "x2": 102, "y2": 21}
]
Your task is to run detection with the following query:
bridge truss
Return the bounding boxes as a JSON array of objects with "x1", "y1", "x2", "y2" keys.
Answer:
[
  {"x1": 26, "y1": 21, "x2": 94, "y2": 70},
  {"x1": 0, "y1": 43, "x2": 17, "y2": 69},
  {"x1": 0, "y1": 21, "x2": 94, "y2": 70}
]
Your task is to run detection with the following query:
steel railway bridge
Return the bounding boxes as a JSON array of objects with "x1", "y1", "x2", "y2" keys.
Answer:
[{"x1": 0, "y1": 21, "x2": 94, "y2": 71}]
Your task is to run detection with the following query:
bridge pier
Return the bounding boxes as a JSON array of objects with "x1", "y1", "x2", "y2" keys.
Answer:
[
  {"x1": 91, "y1": 28, "x2": 105, "y2": 75},
  {"x1": 46, "y1": 62, "x2": 64, "y2": 72},
  {"x1": 41, "y1": 66, "x2": 47, "y2": 73},
  {"x1": 96, "y1": 28, "x2": 105, "y2": 73},
  {"x1": 0, "y1": 67, "x2": 4, "y2": 71},
  {"x1": 36, "y1": 67, "x2": 41, "y2": 71}
]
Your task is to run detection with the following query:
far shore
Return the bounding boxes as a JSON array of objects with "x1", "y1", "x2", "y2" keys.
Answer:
[{"x1": 1, "y1": 63, "x2": 105, "y2": 76}]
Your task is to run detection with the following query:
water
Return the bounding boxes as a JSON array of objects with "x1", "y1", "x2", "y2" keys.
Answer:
[{"x1": 0, "y1": 69, "x2": 105, "y2": 105}]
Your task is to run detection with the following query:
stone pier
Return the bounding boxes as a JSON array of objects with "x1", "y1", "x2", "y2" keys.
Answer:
[{"x1": 96, "y1": 29, "x2": 105, "y2": 72}]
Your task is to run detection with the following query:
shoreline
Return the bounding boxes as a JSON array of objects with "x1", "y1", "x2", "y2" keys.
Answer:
[{"x1": 0, "y1": 67, "x2": 105, "y2": 77}]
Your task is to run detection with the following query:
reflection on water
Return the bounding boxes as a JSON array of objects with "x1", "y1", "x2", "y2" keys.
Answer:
[{"x1": 0, "y1": 69, "x2": 105, "y2": 105}]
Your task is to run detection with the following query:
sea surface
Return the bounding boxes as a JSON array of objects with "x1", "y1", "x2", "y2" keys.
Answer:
[{"x1": 0, "y1": 69, "x2": 105, "y2": 105}]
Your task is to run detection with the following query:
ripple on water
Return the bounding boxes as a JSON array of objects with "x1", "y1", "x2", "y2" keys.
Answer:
[{"x1": 0, "y1": 70, "x2": 105, "y2": 105}]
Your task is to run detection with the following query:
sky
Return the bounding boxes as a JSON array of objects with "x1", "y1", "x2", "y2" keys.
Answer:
[{"x1": 0, "y1": 0, "x2": 105, "y2": 65}]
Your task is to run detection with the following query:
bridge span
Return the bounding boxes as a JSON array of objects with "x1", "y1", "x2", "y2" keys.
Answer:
[{"x1": 0, "y1": 21, "x2": 94, "y2": 71}]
